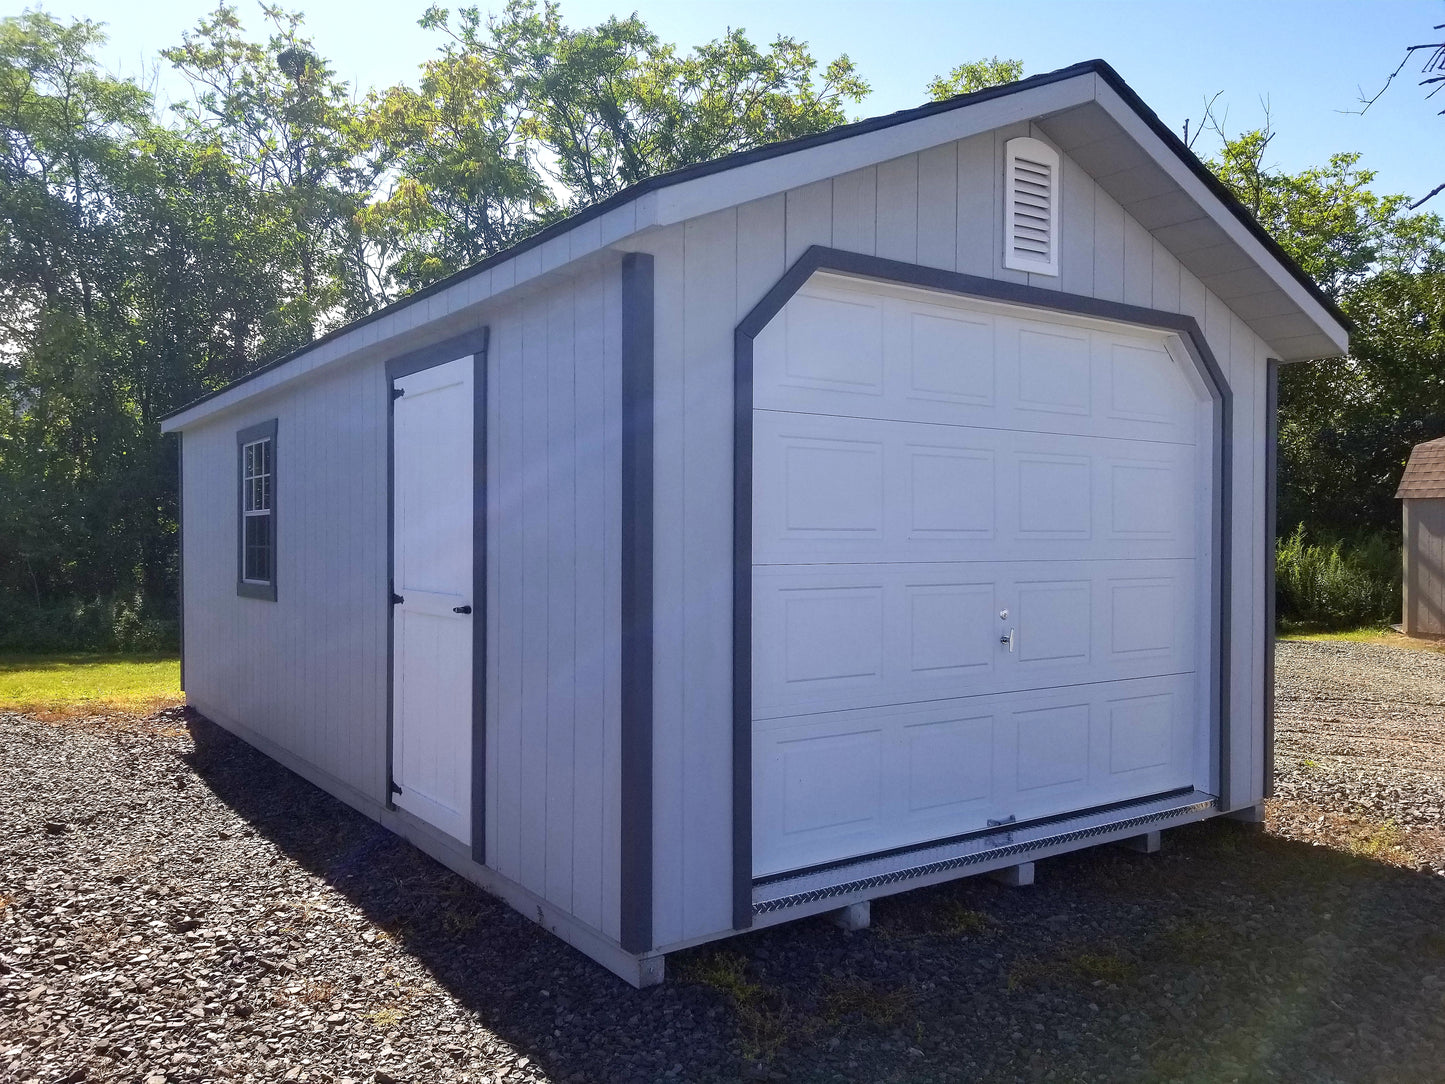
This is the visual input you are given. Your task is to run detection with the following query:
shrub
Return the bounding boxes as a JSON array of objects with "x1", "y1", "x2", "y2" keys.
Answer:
[
  {"x1": 1275, "y1": 525, "x2": 1400, "y2": 630},
  {"x1": 0, "y1": 593, "x2": 178, "y2": 653}
]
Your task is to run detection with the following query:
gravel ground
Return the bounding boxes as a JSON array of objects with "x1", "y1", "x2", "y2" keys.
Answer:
[
  {"x1": 1272, "y1": 639, "x2": 1445, "y2": 874},
  {"x1": 4, "y1": 641, "x2": 1445, "y2": 1084}
]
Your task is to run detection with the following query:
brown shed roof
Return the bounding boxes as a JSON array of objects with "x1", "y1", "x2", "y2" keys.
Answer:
[{"x1": 1397, "y1": 436, "x2": 1445, "y2": 498}]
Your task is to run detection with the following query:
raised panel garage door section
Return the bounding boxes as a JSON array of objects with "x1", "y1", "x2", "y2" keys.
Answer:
[{"x1": 750, "y1": 273, "x2": 1216, "y2": 879}]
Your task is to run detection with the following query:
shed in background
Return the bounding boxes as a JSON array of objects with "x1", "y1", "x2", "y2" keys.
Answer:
[{"x1": 1397, "y1": 436, "x2": 1445, "y2": 636}]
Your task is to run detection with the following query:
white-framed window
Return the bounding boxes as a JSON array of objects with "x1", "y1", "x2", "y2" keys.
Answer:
[
  {"x1": 237, "y1": 419, "x2": 277, "y2": 599},
  {"x1": 1003, "y1": 136, "x2": 1061, "y2": 276}
]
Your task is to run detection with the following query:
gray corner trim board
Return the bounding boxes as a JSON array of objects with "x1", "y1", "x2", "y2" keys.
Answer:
[
  {"x1": 383, "y1": 327, "x2": 491, "y2": 858},
  {"x1": 731, "y1": 246, "x2": 1234, "y2": 925},
  {"x1": 1264, "y1": 359, "x2": 1280, "y2": 799},
  {"x1": 235, "y1": 418, "x2": 278, "y2": 602},
  {"x1": 619, "y1": 252, "x2": 656, "y2": 955},
  {"x1": 177, "y1": 432, "x2": 185, "y2": 693}
]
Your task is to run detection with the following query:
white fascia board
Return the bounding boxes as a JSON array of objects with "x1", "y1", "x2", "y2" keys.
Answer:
[
  {"x1": 650, "y1": 76, "x2": 1096, "y2": 227},
  {"x1": 1092, "y1": 79, "x2": 1350, "y2": 357}
]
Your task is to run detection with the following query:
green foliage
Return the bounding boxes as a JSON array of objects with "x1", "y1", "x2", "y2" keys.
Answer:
[
  {"x1": 0, "y1": 593, "x2": 177, "y2": 653},
  {"x1": 0, "y1": 4, "x2": 866, "y2": 646},
  {"x1": 1275, "y1": 525, "x2": 1401, "y2": 630},
  {"x1": 1207, "y1": 130, "x2": 1445, "y2": 535},
  {"x1": 363, "y1": 1, "x2": 868, "y2": 290},
  {"x1": 927, "y1": 56, "x2": 1023, "y2": 101}
]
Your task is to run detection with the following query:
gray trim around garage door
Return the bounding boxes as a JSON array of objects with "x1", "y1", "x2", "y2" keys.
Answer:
[
  {"x1": 619, "y1": 252, "x2": 656, "y2": 955},
  {"x1": 236, "y1": 418, "x2": 279, "y2": 602},
  {"x1": 731, "y1": 245, "x2": 1233, "y2": 930},
  {"x1": 384, "y1": 327, "x2": 490, "y2": 865},
  {"x1": 1264, "y1": 358, "x2": 1280, "y2": 799}
]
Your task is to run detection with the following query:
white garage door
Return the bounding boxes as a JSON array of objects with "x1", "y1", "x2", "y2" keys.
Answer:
[{"x1": 750, "y1": 273, "x2": 1214, "y2": 878}]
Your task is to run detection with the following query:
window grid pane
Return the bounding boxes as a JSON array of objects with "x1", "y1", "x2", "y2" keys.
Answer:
[{"x1": 241, "y1": 434, "x2": 274, "y2": 586}]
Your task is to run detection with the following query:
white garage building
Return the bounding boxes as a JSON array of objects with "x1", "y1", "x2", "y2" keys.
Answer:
[{"x1": 161, "y1": 61, "x2": 1349, "y2": 985}]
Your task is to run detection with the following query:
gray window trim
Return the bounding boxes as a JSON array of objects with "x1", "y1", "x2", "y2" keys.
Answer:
[
  {"x1": 383, "y1": 327, "x2": 490, "y2": 869},
  {"x1": 732, "y1": 245, "x2": 1232, "y2": 929},
  {"x1": 619, "y1": 252, "x2": 656, "y2": 955},
  {"x1": 236, "y1": 419, "x2": 278, "y2": 601}
]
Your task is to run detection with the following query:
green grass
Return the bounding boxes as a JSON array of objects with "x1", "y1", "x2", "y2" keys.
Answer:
[
  {"x1": 1278, "y1": 626, "x2": 1445, "y2": 653},
  {"x1": 0, "y1": 653, "x2": 182, "y2": 716}
]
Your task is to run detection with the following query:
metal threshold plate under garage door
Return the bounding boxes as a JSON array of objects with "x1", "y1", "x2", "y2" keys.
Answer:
[{"x1": 749, "y1": 272, "x2": 1219, "y2": 881}]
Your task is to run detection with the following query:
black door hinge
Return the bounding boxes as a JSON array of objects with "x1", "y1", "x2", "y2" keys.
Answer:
[
  {"x1": 389, "y1": 780, "x2": 403, "y2": 795},
  {"x1": 391, "y1": 387, "x2": 404, "y2": 400},
  {"x1": 391, "y1": 593, "x2": 404, "y2": 605}
]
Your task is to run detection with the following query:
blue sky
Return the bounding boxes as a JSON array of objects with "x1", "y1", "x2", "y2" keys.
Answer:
[{"x1": 31, "y1": 0, "x2": 1445, "y2": 205}]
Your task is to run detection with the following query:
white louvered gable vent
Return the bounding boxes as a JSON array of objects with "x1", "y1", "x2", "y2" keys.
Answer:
[{"x1": 1003, "y1": 137, "x2": 1060, "y2": 276}]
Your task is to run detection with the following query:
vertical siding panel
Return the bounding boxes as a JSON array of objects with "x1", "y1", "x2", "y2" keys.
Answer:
[
  {"x1": 571, "y1": 270, "x2": 607, "y2": 929},
  {"x1": 372, "y1": 369, "x2": 388, "y2": 796},
  {"x1": 1227, "y1": 313, "x2": 1257, "y2": 810},
  {"x1": 486, "y1": 313, "x2": 503, "y2": 864},
  {"x1": 647, "y1": 224, "x2": 688, "y2": 947},
  {"x1": 916, "y1": 141, "x2": 957, "y2": 270},
  {"x1": 545, "y1": 285, "x2": 577, "y2": 908},
  {"x1": 1152, "y1": 239, "x2": 1181, "y2": 312},
  {"x1": 1122, "y1": 214, "x2": 1154, "y2": 307},
  {"x1": 601, "y1": 264, "x2": 624, "y2": 941},
  {"x1": 298, "y1": 384, "x2": 318, "y2": 774},
  {"x1": 519, "y1": 295, "x2": 551, "y2": 895},
  {"x1": 738, "y1": 195, "x2": 787, "y2": 315},
  {"x1": 1179, "y1": 267, "x2": 1208, "y2": 329},
  {"x1": 955, "y1": 133, "x2": 992, "y2": 277},
  {"x1": 831, "y1": 166, "x2": 876, "y2": 255},
  {"x1": 1058, "y1": 154, "x2": 1095, "y2": 297},
  {"x1": 785, "y1": 180, "x2": 832, "y2": 267},
  {"x1": 681, "y1": 208, "x2": 739, "y2": 939},
  {"x1": 875, "y1": 155, "x2": 918, "y2": 264},
  {"x1": 1093, "y1": 191, "x2": 1125, "y2": 302},
  {"x1": 1251, "y1": 329, "x2": 1269, "y2": 804},
  {"x1": 494, "y1": 310, "x2": 525, "y2": 881}
]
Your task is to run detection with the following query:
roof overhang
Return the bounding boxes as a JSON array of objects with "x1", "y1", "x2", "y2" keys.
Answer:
[{"x1": 163, "y1": 60, "x2": 1348, "y2": 433}]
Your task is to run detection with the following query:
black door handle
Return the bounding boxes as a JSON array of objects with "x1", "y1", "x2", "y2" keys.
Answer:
[{"x1": 453, "y1": 605, "x2": 472, "y2": 614}]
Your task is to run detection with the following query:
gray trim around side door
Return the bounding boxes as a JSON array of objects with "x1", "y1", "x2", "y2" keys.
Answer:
[
  {"x1": 731, "y1": 245, "x2": 1233, "y2": 929},
  {"x1": 619, "y1": 252, "x2": 656, "y2": 955},
  {"x1": 384, "y1": 327, "x2": 491, "y2": 864}
]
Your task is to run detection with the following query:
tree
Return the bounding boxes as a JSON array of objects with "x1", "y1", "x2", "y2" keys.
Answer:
[
  {"x1": 1205, "y1": 127, "x2": 1445, "y2": 534},
  {"x1": 163, "y1": 4, "x2": 381, "y2": 327},
  {"x1": 1358, "y1": 20, "x2": 1445, "y2": 207},
  {"x1": 927, "y1": 56, "x2": 1022, "y2": 101},
  {"x1": 363, "y1": 1, "x2": 869, "y2": 290},
  {"x1": 0, "y1": 11, "x2": 313, "y2": 639}
]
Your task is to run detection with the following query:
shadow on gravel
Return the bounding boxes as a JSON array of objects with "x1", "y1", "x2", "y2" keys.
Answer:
[{"x1": 184, "y1": 710, "x2": 1445, "y2": 1084}]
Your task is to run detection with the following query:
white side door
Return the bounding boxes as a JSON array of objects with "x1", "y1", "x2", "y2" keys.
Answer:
[{"x1": 392, "y1": 355, "x2": 474, "y2": 844}]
